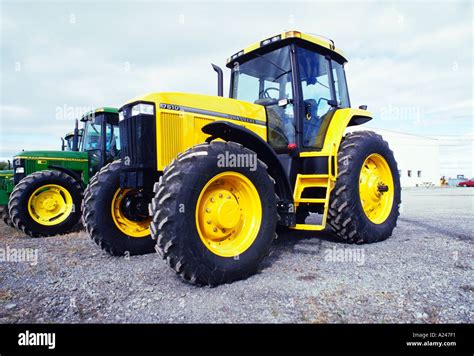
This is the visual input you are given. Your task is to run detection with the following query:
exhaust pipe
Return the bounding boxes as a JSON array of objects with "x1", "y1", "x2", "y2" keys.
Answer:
[
  {"x1": 72, "y1": 118, "x2": 79, "y2": 151},
  {"x1": 211, "y1": 63, "x2": 223, "y2": 97}
]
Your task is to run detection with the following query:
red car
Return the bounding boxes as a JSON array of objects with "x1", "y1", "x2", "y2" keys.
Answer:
[{"x1": 458, "y1": 179, "x2": 474, "y2": 187}]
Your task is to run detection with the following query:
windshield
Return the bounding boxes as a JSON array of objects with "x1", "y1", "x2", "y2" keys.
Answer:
[
  {"x1": 231, "y1": 46, "x2": 293, "y2": 103},
  {"x1": 81, "y1": 122, "x2": 102, "y2": 151}
]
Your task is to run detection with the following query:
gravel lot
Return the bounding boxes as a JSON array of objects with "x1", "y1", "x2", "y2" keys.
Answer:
[{"x1": 0, "y1": 187, "x2": 472, "y2": 323}]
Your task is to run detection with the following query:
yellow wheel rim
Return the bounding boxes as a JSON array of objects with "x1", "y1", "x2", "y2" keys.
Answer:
[
  {"x1": 27, "y1": 184, "x2": 73, "y2": 226},
  {"x1": 195, "y1": 172, "x2": 262, "y2": 257},
  {"x1": 111, "y1": 188, "x2": 151, "y2": 238},
  {"x1": 359, "y1": 153, "x2": 394, "y2": 224}
]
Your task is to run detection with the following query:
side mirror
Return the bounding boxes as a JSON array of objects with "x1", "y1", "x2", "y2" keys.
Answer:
[
  {"x1": 359, "y1": 105, "x2": 368, "y2": 110},
  {"x1": 328, "y1": 99, "x2": 338, "y2": 107},
  {"x1": 61, "y1": 138, "x2": 65, "y2": 151}
]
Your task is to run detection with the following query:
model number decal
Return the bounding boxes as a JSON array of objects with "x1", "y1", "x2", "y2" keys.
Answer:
[{"x1": 160, "y1": 103, "x2": 181, "y2": 111}]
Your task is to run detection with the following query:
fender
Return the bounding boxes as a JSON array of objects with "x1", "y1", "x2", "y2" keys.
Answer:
[
  {"x1": 47, "y1": 165, "x2": 85, "y2": 189},
  {"x1": 321, "y1": 108, "x2": 373, "y2": 154},
  {"x1": 202, "y1": 121, "x2": 295, "y2": 224}
]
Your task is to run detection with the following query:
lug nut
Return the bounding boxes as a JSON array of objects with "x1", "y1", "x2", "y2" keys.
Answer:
[
  {"x1": 206, "y1": 208, "x2": 211, "y2": 213},
  {"x1": 213, "y1": 227, "x2": 218, "y2": 232},
  {"x1": 207, "y1": 220, "x2": 211, "y2": 224}
]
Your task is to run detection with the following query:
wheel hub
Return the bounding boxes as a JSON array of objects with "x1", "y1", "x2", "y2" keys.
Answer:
[
  {"x1": 42, "y1": 197, "x2": 58, "y2": 211},
  {"x1": 359, "y1": 153, "x2": 394, "y2": 224},
  {"x1": 111, "y1": 188, "x2": 151, "y2": 238},
  {"x1": 120, "y1": 192, "x2": 149, "y2": 222},
  {"x1": 195, "y1": 172, "x2": 262, "y2": 257},
  {"x1": 203, "y1": 189, "x2": 241, "y2": 241},
  {"x1": 27, "y1": 184, "x2": 73, "y2": 226}
]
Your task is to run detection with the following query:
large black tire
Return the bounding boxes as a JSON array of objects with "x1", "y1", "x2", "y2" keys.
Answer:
[
  {"x1": 82, "y1": 160, "x2": 155, "y2": 256},
  {"x1": 0, "y1": 206, "x2": 14, "y2": 228},
  {"x1": 150, "y1": 141, "x2": 278, "y2": 286},
  {"x1": 8, "y1": 170, "x2": 83, "y2": 237},
  {"x1": 327, "y1": 130, "x2": 401, "y2": 243}
]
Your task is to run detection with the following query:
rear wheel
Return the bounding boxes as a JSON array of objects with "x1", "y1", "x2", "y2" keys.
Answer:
[
  {"x1": 8, "y1": 170, "x2": 83, "y2": 237},
  {"x1": 82, "y1": 160, "x2": 154, "y2": 256},
  {"x1": 150, "y1": 141, "x2": 278, "y2": 286},
  {"x1": 327, "y1": 131, "x2": 401, "y2": 243}
]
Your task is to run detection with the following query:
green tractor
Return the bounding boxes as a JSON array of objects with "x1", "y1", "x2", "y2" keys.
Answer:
[
  {"x1": 6, "y1": 107, "x2": 120, "y2": 237},
  {"x1": 0, "y1": 168, "x2": 14, "y2": 226},
  {"x1": 0, "y1": 128, "x2": 84, "y2": 227}
]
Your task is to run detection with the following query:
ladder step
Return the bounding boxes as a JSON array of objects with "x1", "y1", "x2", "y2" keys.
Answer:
[
  {"x1": 298, "y1": 174, "x2": 329, "y2": 179},
  {"x1": 291, "y1": 223, "x2": 325, "y2": 231},
  {"x1": 296, "y1": 198, "x2": 326, "y2": 204}
]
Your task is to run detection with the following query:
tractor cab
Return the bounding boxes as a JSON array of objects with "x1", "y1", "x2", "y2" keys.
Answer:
[
  {"x1": 62, "y1": 129, "x2": 83, "y2": 151},
  {"x1": 80, "y1": 107, "x2": 120, "y2": 175},
  {"x1": 226, "y1": 31, "x2": 353, "y2": 183}
]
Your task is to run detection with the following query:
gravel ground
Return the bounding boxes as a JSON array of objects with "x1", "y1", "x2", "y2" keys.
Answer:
[{"x1": 0, "y1": 187, "x2": 472, "y2": 323}]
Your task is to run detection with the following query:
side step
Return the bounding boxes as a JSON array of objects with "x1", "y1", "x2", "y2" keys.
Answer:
[{"x1": 291, "y1": 172, "x2": 335, "y2": 231}]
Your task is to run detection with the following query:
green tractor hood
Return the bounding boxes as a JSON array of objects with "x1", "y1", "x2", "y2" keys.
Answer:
[{"x1": 14, "y1": 150, "x2": 88, "y2": 161}]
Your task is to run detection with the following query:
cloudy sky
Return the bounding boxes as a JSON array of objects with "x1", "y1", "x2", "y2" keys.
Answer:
[{"x1": 0, "y1": 0, "x2": 472, "y2": 176}]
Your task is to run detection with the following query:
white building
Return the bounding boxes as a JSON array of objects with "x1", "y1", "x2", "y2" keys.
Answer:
[{"x1": 346, "y1": 127, "x2": 440, "y2": 187}]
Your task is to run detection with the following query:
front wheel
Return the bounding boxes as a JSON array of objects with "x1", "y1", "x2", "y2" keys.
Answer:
[
  {"x1": 82, "y1": 160, "x2": 154, "y2": 256},
  {"x1": 8, "y1": 171, "x2": 83, "y2": 237},
  {"x1": 150, "y1": 141, "x2": 278, "y2": 286},
  {"x1": 327, "y1": 131, "x2": 401, "y2": 243}
]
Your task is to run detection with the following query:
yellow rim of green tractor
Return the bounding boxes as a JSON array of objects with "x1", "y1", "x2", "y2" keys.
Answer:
[
  {"x1": 359, "y1": 153, "x2": 394, "y2": 224},
  {"x1": 111, "y1": 188, "x2": 151, "y2": 238},
  {"x1": 195, "y1": 172, "x2": 262, "y2": 257},
  {"x1": 27, "y1": 184, "x2": 73, "y2": 226}
]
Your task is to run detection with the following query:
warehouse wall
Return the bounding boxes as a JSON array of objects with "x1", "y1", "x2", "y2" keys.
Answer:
[{"x1": 347, "y1": 127, "x2": 440, "y2": 187}]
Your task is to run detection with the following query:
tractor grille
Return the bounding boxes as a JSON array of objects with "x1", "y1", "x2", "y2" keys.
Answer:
[
  {"x1": 158, "y1": 114, "x2": 213, "y2": 168},
  {"x1": 119, "y1": 105, "x2": 156, "y2": 170}
]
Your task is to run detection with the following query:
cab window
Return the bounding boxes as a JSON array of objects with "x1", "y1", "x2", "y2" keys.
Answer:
[
  {"x1": 297, "y1": 47, "x2": 334, "y2": 148},
  {"x1": 231, "y1": 46, "x2": 295, "y2": 153},
  {"x1": 332, "y1": 60, "x2": 350, "y2": 108}
]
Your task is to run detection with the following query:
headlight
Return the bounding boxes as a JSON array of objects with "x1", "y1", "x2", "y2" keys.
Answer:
[
  {"x1": 131, "y1": 103, "x2": 154, "y2": 117},
  {"x1": 118, "y1": 111, "x2": 125, "y2": 121},
  {"x1": 15, "y1": 167, "x2": 24, "y2": 174}
]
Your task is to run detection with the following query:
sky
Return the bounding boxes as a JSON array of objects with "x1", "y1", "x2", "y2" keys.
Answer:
[{"x1": 0, "y1": 0, "x2": 473, "y2": 177}]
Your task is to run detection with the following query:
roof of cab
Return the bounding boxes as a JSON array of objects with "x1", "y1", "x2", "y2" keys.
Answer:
[
  {"x1": 81, "y1": 107, "x2": 118, "y2": 121},
  {"x1": 226, "y1": 30, "x2": 347, "y2": 68}
]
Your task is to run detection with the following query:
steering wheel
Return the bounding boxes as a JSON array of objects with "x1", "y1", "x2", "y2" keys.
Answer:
[{"x1": 262, "y1": 87, "x2": 280, "y2": 99}]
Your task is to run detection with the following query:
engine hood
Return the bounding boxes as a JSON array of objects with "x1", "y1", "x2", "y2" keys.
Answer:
[
  {"x1": 123, "y1": 92, "x2": 267, "y2": 124},
  {"x1": 13, "y1": 150, "x2": 89, "y2": 161}
]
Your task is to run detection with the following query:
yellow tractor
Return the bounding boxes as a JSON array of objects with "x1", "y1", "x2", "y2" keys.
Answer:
[{"x1": 83, "y1": 31, "x2": 401, "y2": 285}]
